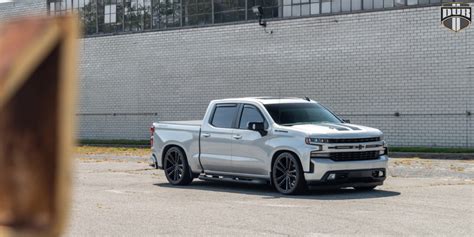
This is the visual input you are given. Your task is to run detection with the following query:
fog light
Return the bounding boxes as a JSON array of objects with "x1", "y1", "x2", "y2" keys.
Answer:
[
  {"x1": 327, "y1": 173, "x2": 336, "y2": 180},
  {"x1": 379, "y1": 171, "x2": 385, "y2": 177}
]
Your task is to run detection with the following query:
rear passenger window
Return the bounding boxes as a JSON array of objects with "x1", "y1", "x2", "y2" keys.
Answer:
[{"x1": 210, "y1": 104, "x2": 238, "y2": 128}]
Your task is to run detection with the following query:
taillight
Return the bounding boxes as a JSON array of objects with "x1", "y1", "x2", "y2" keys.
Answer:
[{"x1": 150, "y1": 125, "x2": 155, "y2": 148}]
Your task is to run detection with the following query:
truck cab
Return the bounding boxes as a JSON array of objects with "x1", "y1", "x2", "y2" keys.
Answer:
[{"x1": 151, "y1": 97, "x2": 388, "y2": 194}]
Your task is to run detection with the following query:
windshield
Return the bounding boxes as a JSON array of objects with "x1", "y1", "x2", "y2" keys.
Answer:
[{"x1": 264, "y1": 103, "x2": 342, "y2": 126}]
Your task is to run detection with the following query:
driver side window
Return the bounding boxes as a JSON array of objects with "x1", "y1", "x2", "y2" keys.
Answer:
[{"x1": 239, "y1": 105, "x2": 267, "y2": 129}]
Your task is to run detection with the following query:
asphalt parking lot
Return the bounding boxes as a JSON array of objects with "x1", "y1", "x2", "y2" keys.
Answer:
[{"x1": 67, "y1": 152, "x2": 474, "y2": 236}]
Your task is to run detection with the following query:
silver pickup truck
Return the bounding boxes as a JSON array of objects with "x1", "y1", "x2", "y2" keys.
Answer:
[{"x1": 150, "y1": 97, "x2": 388, "y2": 194}]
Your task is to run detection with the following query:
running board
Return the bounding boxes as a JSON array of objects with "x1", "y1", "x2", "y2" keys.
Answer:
[{"x1": 198, "y1": 174, "x2": 268, "y2": 185}]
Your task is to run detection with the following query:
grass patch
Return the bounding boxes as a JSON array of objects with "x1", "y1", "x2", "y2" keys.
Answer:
[
  {"x1": 78, "y1": 140, "x2": 474, "y2": 154},
  {"x1": 79, "y1": 139, "x2": 149, "y2": 146},
  {"x1": 391, "y1": 147, "x2": 474, "y2": 154},
  {"x1": 76, "y1": 146, "x2": 150, "y2": 157}
]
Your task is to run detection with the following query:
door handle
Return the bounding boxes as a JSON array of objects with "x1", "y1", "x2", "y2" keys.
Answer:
[
  {"x1": 232, "y1": 135, "x2": 242, "y2": 140},
  {"x1": 202, "y1": 133, "x2": 211, "y2": 138}
]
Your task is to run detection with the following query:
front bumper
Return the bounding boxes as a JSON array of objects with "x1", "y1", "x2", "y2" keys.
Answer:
[
  {"x1": 304, "y1": 155, "x2": 388, "y2": 182},
  {"x1": 306, "y1": 168, "x2": 386, "y2": 189}
]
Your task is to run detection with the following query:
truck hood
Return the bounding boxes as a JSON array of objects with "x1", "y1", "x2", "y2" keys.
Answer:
[{"x1": 284, "y1": 123, "x2": 383, "y2": 138}]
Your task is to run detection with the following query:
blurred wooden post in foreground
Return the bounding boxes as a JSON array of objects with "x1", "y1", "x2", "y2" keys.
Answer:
[{"x1": 0, "y1": 16, "x2": 79, "y2": 237}]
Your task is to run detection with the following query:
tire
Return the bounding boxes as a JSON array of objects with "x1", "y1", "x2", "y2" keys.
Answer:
[
  {"x1": 163, "y1": 147, "x2": 193, "y2": 185},
  {"x1": 272, "y1": 152, "x2": 307, "y2": 195},
  {"x1": 354, "y1": 186, "x2": 377, "y2": 191}
]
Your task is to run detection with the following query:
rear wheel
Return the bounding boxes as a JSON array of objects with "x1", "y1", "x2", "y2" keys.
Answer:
[
  {"x1": 272, "y1": 152, "x2": 306, "y2": 195},
  {"x1": 163, "y1": 147, "x2": 193, "y2": 185}
]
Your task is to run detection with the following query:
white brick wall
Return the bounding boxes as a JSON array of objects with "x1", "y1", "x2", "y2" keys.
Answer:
[
  {"x1": 1, "y1": 2, "x2": 472, "y2": 147},
  {"x1": 78, "y1": 6, "x2": 473, "y2": 147},
  {"x1": 0, "y1": 0, "x2": 46, "y2": 22}
]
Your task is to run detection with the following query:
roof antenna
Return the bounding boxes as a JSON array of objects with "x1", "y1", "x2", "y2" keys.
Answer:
[{"x1": 304, "y1": 97, "x2": 311, "y2": 101}]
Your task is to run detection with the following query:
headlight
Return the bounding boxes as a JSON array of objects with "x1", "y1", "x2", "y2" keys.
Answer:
[{"x1": 305, "y1": 137, "x2": 322, "y2": 145}]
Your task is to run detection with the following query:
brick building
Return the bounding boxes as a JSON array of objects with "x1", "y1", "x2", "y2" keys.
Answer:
[{"x1": 1, "y1": 0, "x2": 473, "y2": 147}]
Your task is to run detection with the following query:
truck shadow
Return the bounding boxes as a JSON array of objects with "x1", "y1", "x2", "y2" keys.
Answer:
[{"x1": 154, "y1": 181, "x2": 400, "y2": 200}]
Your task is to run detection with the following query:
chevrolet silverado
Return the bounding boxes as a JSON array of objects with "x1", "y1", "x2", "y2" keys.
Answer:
[{"x1": 150, "y1": 97, "x2": 388, "y2": 194}]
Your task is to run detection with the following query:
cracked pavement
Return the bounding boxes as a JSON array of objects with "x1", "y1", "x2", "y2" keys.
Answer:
[{"x1": 67, "y1": 155, "x2": 474, "y2": 236}]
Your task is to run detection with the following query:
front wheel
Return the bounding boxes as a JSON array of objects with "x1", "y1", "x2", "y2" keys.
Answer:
[
  {"x1": 163, "y1": 147, "x2": 193, "y2": 185},
  {"x1": 272, "y1": 152, "x2": 307, "y2": 195}
]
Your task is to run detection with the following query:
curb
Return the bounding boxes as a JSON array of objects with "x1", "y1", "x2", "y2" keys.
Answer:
[{"x1": 390, "y1": 152, "x2": 474, "y2": 160}]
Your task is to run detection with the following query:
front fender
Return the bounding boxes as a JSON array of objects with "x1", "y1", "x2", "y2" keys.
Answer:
[{"x1": 270, "y1": 145, "x2": 313, "y2": 173}]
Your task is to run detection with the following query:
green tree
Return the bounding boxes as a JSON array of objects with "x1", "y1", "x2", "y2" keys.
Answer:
[{"x1": 80, "y1": 1, "x2": 98, "y2": 34}]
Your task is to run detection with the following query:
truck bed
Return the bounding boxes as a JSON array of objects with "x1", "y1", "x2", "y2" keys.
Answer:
[
  {"x1": 157, "y1": 120, "x2": 202, "y2": 126},
  {"x1": 152, "y1": 120, "x2": 202, "y2": 172}
]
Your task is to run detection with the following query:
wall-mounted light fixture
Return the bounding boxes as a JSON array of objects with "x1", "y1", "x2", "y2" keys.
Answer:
[
  {"x1": 252, "y1": 6, "x2": 266, "y2": 27},
  {"x1": 252, "y1": 5, "x2": 272, "y2": 34}
]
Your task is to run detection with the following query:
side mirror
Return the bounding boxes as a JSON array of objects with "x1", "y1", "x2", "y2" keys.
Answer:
[
  {"x1": 342, "y1": 119, "x2": 351, "y2": 123},
  {"x1": 247, "y1": 122, "x2": 267, "y2": 136}
]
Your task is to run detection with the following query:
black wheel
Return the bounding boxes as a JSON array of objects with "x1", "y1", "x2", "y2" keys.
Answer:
[
  {"x1": 354, "y1": 186, "x2": 377, "y2": 191},
  {"x1": 163, "y1": 147, "x2": 193, "y2": 185},
  {"x1": 272, "y1": 152, "x2": 306, "y2": 195}
]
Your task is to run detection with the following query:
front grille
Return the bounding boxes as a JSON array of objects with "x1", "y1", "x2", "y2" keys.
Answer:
[
  {"x1": 329, "y1": 151, "x2": 380, "y2": 161},
  {"x1": 323, "y1": 137, "x2": 381, "y2": 143}
]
